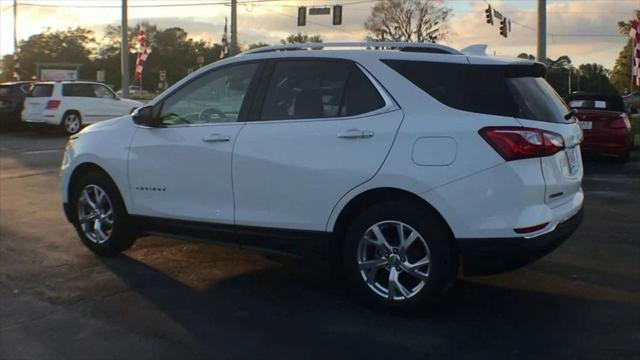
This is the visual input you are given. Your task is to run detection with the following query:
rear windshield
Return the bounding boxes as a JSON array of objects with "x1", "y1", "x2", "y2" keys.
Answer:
[
  {"x1": 29, "y1": 84, "x2": 53, "y2": 97},
  {"x1": 382, "y1": 60, "x2": 572, "y2": 123},
  {"x1": 567, "y1": 97, "x2": 626, "y2": 112}
]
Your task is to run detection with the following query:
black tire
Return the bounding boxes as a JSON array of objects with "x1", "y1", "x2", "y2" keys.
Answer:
[
  {"x1": 342, "y1": 201, "x2": 457, "y2": 312},
  {"x1": 69, "y1": 171, "x2": 136, "y2": 256},
  {"x1": 61, "y1": 111, "x2": 82, "y2": 135}
]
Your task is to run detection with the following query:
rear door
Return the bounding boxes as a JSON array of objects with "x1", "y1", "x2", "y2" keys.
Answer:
[
  {"x1": 232, "y1": 58, "x2": 403, "y2": 231},
  {"x1": 62, "y1": 84, "x2": 100, "y2": 123}
]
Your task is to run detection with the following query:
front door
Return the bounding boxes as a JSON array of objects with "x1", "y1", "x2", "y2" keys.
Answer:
[{"x1": 128, "y1": 61, "x2": 262, "y2": 223}]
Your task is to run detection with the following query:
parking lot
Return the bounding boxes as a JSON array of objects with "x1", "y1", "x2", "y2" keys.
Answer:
[{"x1": 0, "y1": 129, "x2": 638, "y2": 359}]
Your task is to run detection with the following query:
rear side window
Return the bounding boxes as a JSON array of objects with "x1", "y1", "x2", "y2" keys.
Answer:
[
  {"x1": 383, "y1": 60, "x2": 571, "y2": 123},
  {"x1": 29, "y1": 84, "x2": 53, "y2": 97},
  {"x1": 62, "y1": 84, "x2": 96, "y2": 97},
  {"x1": 260, "y1": 60, "x2": 385, "y2": 121}
]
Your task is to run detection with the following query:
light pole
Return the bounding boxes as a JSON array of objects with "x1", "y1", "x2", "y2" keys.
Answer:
[{"x1": 121, "y1": 0, "x2": 129, "y2": 98}]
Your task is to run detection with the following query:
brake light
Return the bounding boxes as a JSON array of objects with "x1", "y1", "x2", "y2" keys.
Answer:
[
  {"x1": 479, "y1": 127, "x2": 565, "y2": 161},
  {"x1": 608, "y1": 115, "x2": 631, "y2": 129},
  {"x1": 46, "y1": 100, "x2": 61, "y2": 109}
]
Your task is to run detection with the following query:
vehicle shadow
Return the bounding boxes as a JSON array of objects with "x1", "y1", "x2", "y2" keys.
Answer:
[{"x1": 98, "y1": 250, "x2": 639, "y2": 359}]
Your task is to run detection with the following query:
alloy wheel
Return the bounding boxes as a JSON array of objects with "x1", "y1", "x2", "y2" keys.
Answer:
[
  {"x1": 64, "y1": 114, "x2": 80, "y2": 134},
  {"x1": 356, "y1": 220, "x2": 431, "y2": 301},
  {"x1": 77, "y1": 184, "x2": 114, "y2": 244}
]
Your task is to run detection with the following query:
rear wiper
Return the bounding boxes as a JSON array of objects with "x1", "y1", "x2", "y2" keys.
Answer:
[{"x1": 564, "y1": 108, "x2": 577, "y2": 120}]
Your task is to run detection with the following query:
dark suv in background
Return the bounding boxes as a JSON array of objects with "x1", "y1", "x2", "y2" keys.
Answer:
[{"x1": 0, "y1": 81, "x2": 33, "y2": 129}]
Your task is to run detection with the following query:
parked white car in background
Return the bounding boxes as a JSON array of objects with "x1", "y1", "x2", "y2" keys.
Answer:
[
  {"x1": 60, "y1": 42, "x2": 584, "y2": 312},
  {"x1": 22, "y1": 81, "x2": 143, "y2": 134}
]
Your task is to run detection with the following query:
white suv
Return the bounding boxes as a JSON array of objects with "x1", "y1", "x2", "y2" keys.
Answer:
[
  {"x1": 22, "y1": 81, "x2": 143, "y2": 134},
  {"x1": 60, "y1": 42, "x2": 584, "y2": 311}
]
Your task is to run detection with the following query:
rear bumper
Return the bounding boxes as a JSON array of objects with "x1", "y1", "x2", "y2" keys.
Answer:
[
  {"x1": 22, "y1": 111, "x2": 61, "y2": 125},
  {"x1": 456, "y1": 208, "x2": 583, "y2": 276},
  {"x1": 582, "y1": 131, "x2": 632, "y2": 156}
]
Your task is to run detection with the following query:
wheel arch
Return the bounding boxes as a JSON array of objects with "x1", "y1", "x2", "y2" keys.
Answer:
[
  {"x1": 67, "y1": 162, "x2": 129, "y2": 215},
  {"x1": 329, "y1": 187, "x2": 456, "y2": 261}
]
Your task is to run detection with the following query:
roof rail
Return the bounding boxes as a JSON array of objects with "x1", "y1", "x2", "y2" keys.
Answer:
[{"x1": 240, "y1": 41, "x2": 463, "y2": 56}]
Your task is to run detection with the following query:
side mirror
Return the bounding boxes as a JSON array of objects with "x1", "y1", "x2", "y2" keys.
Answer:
[{"x1": 131, "y1": 105, "x2": 157, "y2": 127}]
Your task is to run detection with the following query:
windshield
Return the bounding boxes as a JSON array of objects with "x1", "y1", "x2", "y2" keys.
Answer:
[{"x1": 507, "y1": 77, "x2": 573, "y2": 123}]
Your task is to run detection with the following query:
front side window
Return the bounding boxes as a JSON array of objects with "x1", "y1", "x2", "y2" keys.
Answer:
[
  {"x1": 159, "y1": 62, "x2": 259, "y2": 126},
  {"x1": 93, "y1": 84, "x2": 116, "y2": 99},
  {"x1": 260, "y1": 60, "x2": 385, "y2": 121}
]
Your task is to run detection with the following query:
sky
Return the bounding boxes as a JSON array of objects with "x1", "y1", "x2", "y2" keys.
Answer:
[{"x1": 0, "y1": 0, "x2": 638, "y2": 68}]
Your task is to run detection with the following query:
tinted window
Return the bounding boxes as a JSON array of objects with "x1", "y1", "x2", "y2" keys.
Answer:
[
  {"x1": 63, "y1": 84, "x2": 96, "y2": 97},
  {"x1": 341, "y1": 66, "x2": 385, "y2": 116},
  {"x1": 507, "y1": 77, "x2": 571, "y2": 123},
  {"x1": 383, "y1": 60, "x2": 571, "y2": 123},
  {"x1": 29, "y1": 84, "x2": 53, "y2": 97},
  {"x1": 260, "y1": 60, "x2": 384, "y2": 121},
  {"x1": 159, "y1": 62, "x2": 258, "y2": 125}
]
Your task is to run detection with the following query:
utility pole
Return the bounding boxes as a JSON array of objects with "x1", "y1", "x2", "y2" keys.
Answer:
[
  {"x1": 121, "y1": 0, "x2": 129, "y2": 98},
  {"x1": 537, "y1": 0, "x2": 546, "y2": 62},
  {"x1": 13, "y1": 0, "x2": 19, "y2": 80},
  {"x1": 13, "y1": 0, "x2": 17, "y2": 52},
  {"x1": 230, "y1": 0, "x2": 238, "y2": 55}
]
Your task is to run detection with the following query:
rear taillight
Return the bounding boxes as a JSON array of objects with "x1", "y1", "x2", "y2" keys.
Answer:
[
  {"x1": 46, "y1": 100, "x2": 61, "y2": 109},
  {"x1": 608, "y1": 115, "x2": 631, "y2": 130},
  {"x1": 479, "y1": 127, "x2": 565, "y2": 161}
]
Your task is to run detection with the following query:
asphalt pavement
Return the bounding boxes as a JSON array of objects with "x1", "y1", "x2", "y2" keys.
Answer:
[{"x1": 1, "y1": 129, "x2": 639, "y2": 360}]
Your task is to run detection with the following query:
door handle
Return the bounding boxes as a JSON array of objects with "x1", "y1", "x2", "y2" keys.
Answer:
[
  {"x1": 202, "y1": 134, "x2": 231, "y2": 143},
  {"x1": 337, "y1": 129, "x2": 375, "y2": 139}
]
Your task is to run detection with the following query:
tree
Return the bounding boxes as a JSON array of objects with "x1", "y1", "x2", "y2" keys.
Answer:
[
  {"x1": 609, "y1": 11, "x2": 639, "y2": 94},
  {"x1": 280, "y1": 33, "x2": 323, "y2": 44},
  {"x1": 365, "y1": 0, "x2": 451, "y2": 42},
  {"x1": 577, "y1": 63, "x2": 617, "y2": 95},
  {"x1": 518, "y1": 53, "x2": 574, "y2": 97},
  {"x1": 7, "y1": 27, "x2": 96, "y2": 80},
  {"x1": 246, "y1": 42, "x2": 269, "y2": 50},
  {"x1": 94, "y1": 23, "x2": 222, "y2": 91}
]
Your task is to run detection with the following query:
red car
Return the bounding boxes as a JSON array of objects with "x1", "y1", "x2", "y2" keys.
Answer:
[{"x1": 567, "y1": 93, "x2": 633, "y2": 162}]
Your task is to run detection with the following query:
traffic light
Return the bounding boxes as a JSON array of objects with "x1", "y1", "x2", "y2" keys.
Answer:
[
  {"x1": 333, "y1": 5, "x2": 343, "y2": 25},
  {"x1": 298, "y1": 6, "x2": 306, "y2": 26},
  {"x1": 485, "y1": 5, "x2": 493, "y2": 25},
  {"x1": 499, "y1": 18, "x2": 508, "y2": 38}
]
